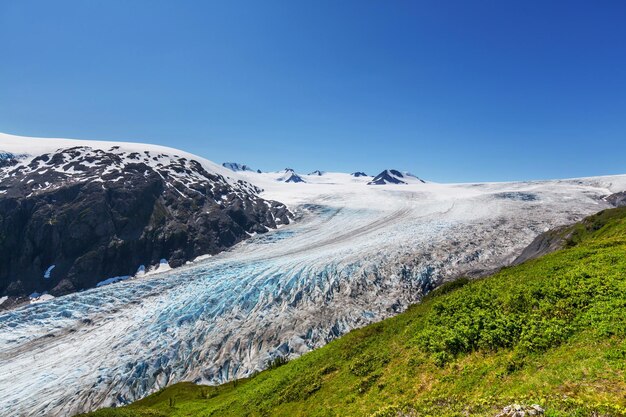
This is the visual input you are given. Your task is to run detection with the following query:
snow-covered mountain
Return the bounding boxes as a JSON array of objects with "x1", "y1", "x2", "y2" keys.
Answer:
[
  {"x1": 368, "y1": 169, "x2": 425, "y2": 185},
  {"x1": 276, "y1": 168, "x2": 305, "y2": 183},
  {"x1": 222, "y1": 162, "x2": 259, "y2": 173},
  {"x1": 219, "y1": 166, "x2": 429, "y2": 186},
  {"x1": 0, "y1": 133, "x2": 291, "y2": 303},
  {"x1": 2, "y1": 133, "x2": 626, "y2": 417}
]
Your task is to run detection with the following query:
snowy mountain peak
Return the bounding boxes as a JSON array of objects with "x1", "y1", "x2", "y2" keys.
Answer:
[
  {"x1": 222, "y1": 162, "x2": 256, "y2": 172},
  {"x1": 0, "y1": 132, "x2": 237, "y2": 181},
  {"x1": 0, "y1": 141, "x2": 257, "y2": 198},
  {"x1": 308, "y1": 170, "x2": 324, "y2": 176},
  {"x1": 368, "y1": 169, "x2": 407, "y2": 185},
  {"x1": 367, "y1": 169, "x2": 425, "y2": 185},
  {"x1": 283, "y1": 172, "x2": 305, "y2": 183},
  {"x1": 351, "y1": 171, "x2": 369, "y2": 177},
  {"x1": 274, "y1": 168, "x2": 305, "y2": 183}
]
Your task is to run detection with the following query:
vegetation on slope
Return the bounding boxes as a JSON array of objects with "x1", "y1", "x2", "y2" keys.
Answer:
[{"x1": 81, "y1": 207, "x2": 626, "y2": 417}]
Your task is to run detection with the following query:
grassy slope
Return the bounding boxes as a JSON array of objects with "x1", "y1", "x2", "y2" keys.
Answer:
[{"x1": 82, "y1": 208, "x2": 626, "y2": 417}]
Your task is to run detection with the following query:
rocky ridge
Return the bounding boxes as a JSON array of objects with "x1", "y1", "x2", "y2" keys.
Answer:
[
  {"x1": 368, "y1": 169, "x2": 425, "y2": 185},
  {"x1": 0, "y1": 143, "x2": 291, "y2": 301}
]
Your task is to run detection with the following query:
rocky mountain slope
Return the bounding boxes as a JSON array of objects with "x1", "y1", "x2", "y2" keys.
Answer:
[
  {"x1": 512, "y1": 189, "x2": 626, "y2": 265},
  {"x1": 0, "y1": 134, "x2": 291, "y2": 303},
  {"x1": 606, "y1": 190, "x2": 626, "y2": 207}
]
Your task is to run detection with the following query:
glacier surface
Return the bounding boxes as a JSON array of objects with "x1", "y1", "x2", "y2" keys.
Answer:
[{"x1": 1, "y1": 151, "x2": 626, "y2": 416}]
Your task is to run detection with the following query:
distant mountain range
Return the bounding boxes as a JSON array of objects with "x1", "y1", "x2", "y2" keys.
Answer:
[{"x1": 222, "y1": 163, "x2": 427, "y2": 185}]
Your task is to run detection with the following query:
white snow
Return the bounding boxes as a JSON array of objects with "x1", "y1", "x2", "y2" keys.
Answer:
[
  {"x1": 0, "y1": 296, "x2": 7, "y2": 305},
  {"x1": 96, "y1": 276, "x2": 132, "y2": 287},
  {"x1": 28, "y1": 292, "x2": 55, "y2": 304},
  {"x1": 43, "y1": 265, "x2": 55, "y2": 279},
  {"x1": 0, "y1": 132, "x2": 241, "y2": 186},
  {"x1": 143, "y1": 259, "x2": 172, "y2": 276}
]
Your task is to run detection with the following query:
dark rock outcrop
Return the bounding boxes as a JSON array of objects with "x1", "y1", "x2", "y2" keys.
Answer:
[
  {"x1": 368, "y1": 170, "x2": 425, "y2": 185},
  {"x1": 0, "y1": 152, "x2": 26, "y2": 168},
  {"x1": 511, "y1": 225, "x2": 570, "y2": 265},
  {"x1": 285, "y1": 174, "x2": 305, "y2": 183},
  {"x1": 0, "y1": 146, "x2": 291, "y2": 299},
  {"x1": 606, "y1": 191, "x2": 626, "y2": 207},
  {"x1": 368, "y1": 169, "x2": 407, "y2": 185},
  {"x1": 279, "y1": 169, "x2": 305, "y2": 183},
  {"x1": 351, "y1": 172, "x2": 368, "y2": 177},
  {"x1": 512, "y1": 204, "x2": 626, "y2": 265}
]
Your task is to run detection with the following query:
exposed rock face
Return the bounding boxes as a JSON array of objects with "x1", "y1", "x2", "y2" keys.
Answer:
[
  {"x1": 278, "y1": 168, "x2": 305, "y2": 183},
  {"x1": 368, "y1": 169, "x2": 408, "y2": 185},
  {"x1": 511, "y1": 225, "x2": 570, "y2": 265},
  {"x1": 0, "y1": 151, "x2": 27, "y2": 168},
  {"x1": 0, "y1": 146, "x2": 291, "y2": 299},
  {"x1": 285, "y1": 174, "x2": 305, "y2": 183},
  {"x1": 367, "y1": 170, "x2": 425, "y2": 185},
  {"x1": 606, "y1": 190, "x2": 626, "y2": 207},
  {"x1": 308, "y1": 170, "x2": 323, "y2": 176},
  {"x1": 351, "y1": 171, "x2": 368, "y2": 177},
  {"x1": 512, "y1": 204, "x2": 626, "y2": 265}
]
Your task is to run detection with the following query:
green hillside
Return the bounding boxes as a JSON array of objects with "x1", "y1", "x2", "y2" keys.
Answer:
[{"x1": 82, "y1": 207, "x2": 626, "y2": 417}]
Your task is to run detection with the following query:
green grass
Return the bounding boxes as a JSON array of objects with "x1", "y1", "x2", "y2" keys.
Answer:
[{"x1": 81, "y1": 207, "x2": 626, "y2": 417}]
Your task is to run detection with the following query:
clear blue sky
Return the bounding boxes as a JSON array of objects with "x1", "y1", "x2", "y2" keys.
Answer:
[{"x1": 1, "y1": 1, "x2": 625, "y2": 182}]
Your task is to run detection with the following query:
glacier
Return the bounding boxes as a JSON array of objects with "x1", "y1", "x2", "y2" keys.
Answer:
[{"x1": 1, "y1": 149, "x2": 626, "y2": 415}]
